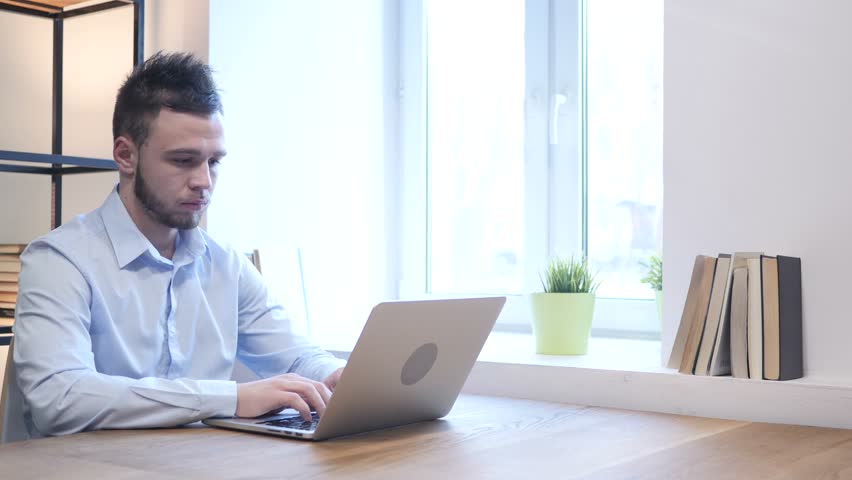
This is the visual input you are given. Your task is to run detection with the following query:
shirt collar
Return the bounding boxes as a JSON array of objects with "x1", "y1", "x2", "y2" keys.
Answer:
[{"x1": 100, "y1": 185, "x2": 208, "y2": 269}]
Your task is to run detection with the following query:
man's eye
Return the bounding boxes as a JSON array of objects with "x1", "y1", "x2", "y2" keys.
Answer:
[
  {"x1": 209, "y1": 158, "x2": 222, "y2": 167},
  {"x1": 173, "y1": 158, "x2": 192, "y2": 165}
]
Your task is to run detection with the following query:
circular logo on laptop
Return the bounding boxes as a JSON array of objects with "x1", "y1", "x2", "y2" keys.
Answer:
[{"x1": 400, "y1": 342, "x2": 438, "y2": 386}]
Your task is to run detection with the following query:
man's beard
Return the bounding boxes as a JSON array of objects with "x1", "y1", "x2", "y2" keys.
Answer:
[{"x1": 134, "y1": 163, "x2": 204, "y2": 230}]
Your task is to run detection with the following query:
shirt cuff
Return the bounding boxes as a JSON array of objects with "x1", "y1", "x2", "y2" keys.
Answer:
[{"x1": 199, "y1": 380, "x2": 239, "y2": 418}]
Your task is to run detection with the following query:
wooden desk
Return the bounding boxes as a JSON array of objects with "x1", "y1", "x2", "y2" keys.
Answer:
[{"x1": 1, "y1": 394, "x2": 851, "y2": 479}]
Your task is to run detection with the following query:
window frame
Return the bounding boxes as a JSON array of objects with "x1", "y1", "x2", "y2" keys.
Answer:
[{"x1": 397, "y1": 0, "x2": 659, "y2": 338}]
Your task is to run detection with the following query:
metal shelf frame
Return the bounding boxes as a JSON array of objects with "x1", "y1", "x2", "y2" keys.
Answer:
[{"x1": 0, "y1": 0, "x2": 144, "y2": 228}]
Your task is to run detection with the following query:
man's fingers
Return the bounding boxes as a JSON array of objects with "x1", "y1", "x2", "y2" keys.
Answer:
[
  {"x1": 278, "y1": 391, "x2": 312, "y2": 422},
  {"x1": 294, "y1": 381, "x2": 327, "y2": 418},
  {"x1": 314, "y1": 380, "x2": 333, "y2": 405},
  {"x1": 323, "y1": 368, "x2": 344, "y2": 391},
  {"x1": 275, "y1": 378, "x2": 328, "y2": 418}
]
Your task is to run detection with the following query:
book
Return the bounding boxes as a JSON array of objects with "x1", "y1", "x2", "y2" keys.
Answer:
[
  {"x1": 0, "y1": 307, "x2": 13, "y2": 318},
  {"x1": 746, "y1": 257, "x2": 764, "y2": 380},
  {"x1": 0, "y1": 256, "x2": 21, "y2": 273},
  {"x1": 0, "y1": 316, "x2": 12, "y2": 336},
  {"x1": 762, "y1": 256, "x2": 780, "y2": 380},
  {"x1": 708, "y1": 252, "x2": 763, "y2": 376},
  {"x1": 0, "y1": 272, "x2": 17, "y2": 282},
  {"x1": 0, "y1": 244, "x2": 27, "y2": 255},
  {"x1": 672, "y1": 256, "x2": 717, "y2": 372},
  {"x1": 0, "y1": 282, "x2": 17, "y2": 293},
  {"x1": 694, "y1": 254, "x2": 731, "y2": 375},
  {"x1": 772, "y1": 255, "x2": 803, "y2": 380},
  {"x1": 678, "y1": 256, "x2": 718, "y2": 374},
  {"x1": 0, "y1": 301, "x2": 15, "y2": 310},
  {"x1": 0, "y1": 292, "x2": 15, "y2": 304},
  {"x1": 729, "y1": 267, "x2": 749, "y2": 378}
]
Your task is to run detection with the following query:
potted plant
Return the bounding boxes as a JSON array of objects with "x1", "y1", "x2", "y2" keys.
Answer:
[
  {"x1": 529, "y1": 256, "x2": 600, "y2": 355},
  {"x1": 640, "y1": 253, "x2": 663, "y2": 326}
]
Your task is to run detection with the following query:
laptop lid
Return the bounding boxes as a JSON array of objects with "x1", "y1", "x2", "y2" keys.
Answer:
[{"x1": 311, "y1": 296, "x2": 505, "y2": 440}]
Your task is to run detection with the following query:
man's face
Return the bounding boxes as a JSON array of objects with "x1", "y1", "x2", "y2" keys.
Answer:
[{"x1": 133, "y1": 109, "x2": 226, "y2": 230}]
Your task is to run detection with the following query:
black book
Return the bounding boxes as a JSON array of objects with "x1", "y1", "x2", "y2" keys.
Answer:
[{"x1": 776, "y1": 255, "x2": 803, "y2": 380}]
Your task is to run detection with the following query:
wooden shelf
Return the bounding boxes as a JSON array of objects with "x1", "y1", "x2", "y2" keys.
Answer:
[{"x1": 0, "y1": 0, "x2": 133, "y2": 18}]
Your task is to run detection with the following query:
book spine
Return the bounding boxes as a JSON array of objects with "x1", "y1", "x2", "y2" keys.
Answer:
[{"x1": 777, "y1": 256, "x2": 803, "y2": 380}]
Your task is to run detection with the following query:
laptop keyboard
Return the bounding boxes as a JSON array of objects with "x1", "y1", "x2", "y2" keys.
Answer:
[{"x1": 259, "y1": 413, "x2": 320, "y2": 431}]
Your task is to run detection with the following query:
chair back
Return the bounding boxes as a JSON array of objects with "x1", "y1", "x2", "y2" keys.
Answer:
[{"x1": 0, "y1": 339, "x2": 28, "y2": 443}]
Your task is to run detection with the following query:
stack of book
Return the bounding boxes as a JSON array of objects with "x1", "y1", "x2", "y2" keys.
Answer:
[
  {"x1": 667, "y1": 252, "x2": 803, "y2": 381},
  {"x1": 0, "y1": 243, "x2": 26, "y2": 319}
]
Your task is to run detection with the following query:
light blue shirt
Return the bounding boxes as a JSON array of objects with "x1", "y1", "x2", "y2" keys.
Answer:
[{"x1": 13, "y1": 187, "x2": 343, "y2": 438}]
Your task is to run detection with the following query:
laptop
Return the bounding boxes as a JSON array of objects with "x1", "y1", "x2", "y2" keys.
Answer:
[{"x1": 204, "y1": 296, "x2": 506, "y2": 441}]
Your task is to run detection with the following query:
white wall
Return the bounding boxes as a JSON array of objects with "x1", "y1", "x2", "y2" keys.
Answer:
[
  {"x1": 0, "y1": 0, "x2": 210, "y2": 243},
  {"x1": 663, "y1": 0, "x2": 852, "y2": 383},
  {"x1": 207, "y1": 0, "x2": 392, "y2": 344}
]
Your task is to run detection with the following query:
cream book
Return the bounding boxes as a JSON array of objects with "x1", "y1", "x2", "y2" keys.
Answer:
[
  {"x1": 694, "y1": 254, "x2": 731, "y2": 376},
  {"x1": 746, "y1": 257, "x2": 764, "y2": 380},
  {"x1": 762, "y1": 256, "x2": 780, "y2": 380},
  {"x1": 708, "y1": 251, "x2": 762, "y2": 377},
  {"x1": 729, "y1": 267, "x2": 749, "y2": 378}
]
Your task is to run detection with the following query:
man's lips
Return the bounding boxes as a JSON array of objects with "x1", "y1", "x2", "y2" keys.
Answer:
[{"x1": 180, "y1": 200, "x2": 208, "y2": 210}]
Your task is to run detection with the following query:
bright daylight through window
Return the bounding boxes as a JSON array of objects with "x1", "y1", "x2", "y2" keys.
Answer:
[{"x1": 402, "y1": 0, "x2": 663, "y2": 337}]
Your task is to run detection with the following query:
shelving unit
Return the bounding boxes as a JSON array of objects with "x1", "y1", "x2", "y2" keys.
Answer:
[{"x1": 0, "y1": 0, "x2": 144, "y2": 229}]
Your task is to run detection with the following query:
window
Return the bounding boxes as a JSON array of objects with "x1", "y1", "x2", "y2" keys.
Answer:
[{"x1": 399, "y1": 0, "x2": 663, "y2": 337}]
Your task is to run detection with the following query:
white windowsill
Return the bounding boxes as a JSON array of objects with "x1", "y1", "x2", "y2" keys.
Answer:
[
  {"x1": 475, "y1": 332, "x2": 666, "y2": 372},
  {"x1": 322, "y1": 330, "x2": 665, "y2": 370},
  {"x1": 324, "y1": 330, "x2": 852, "y2": 429}
]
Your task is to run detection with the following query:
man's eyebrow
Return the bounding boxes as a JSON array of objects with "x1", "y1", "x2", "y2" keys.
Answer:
[{"x1": 164, "y1": 148, "x2": 228, "y2": 157}]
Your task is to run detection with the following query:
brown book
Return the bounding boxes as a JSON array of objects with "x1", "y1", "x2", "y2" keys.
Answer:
[
  {"x1": 0, "y1": 292, "x2": 15, "y2": 304},
  {"x1": 0, "y1": 282, "x2": 18, "y2": 293},
  {"x1": 762, "y1": 256, "x2": 780, "y2": 380},
  {"x1": 729, "y1": 267, "x2": 749, "y2": 378},
  {"x1": 677, "y1": 256, "x2": 718, "y2": 374},
  {"x1": 667, "y1": 255, "x2": 715, "y2": 369},
  {"x1": 0, "y1": 272, "x2": 17, "y2": 282},
  {"x1": 0, "y1": 256, "x2": 21, "y2": 273},
  {"x1": 0, "y1": 301, "x2": 15, "y2": 309},
  {"x1": 0, "y1": 244, "x2": 27, "y2": 255}
]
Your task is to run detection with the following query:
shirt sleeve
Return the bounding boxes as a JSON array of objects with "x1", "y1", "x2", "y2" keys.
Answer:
[
  {"x1": 235, "y1": 254, "x2": 345, "y2": 382},
  {"x1": 13, "y1": 242, "x2": 238, "y2": 437}
]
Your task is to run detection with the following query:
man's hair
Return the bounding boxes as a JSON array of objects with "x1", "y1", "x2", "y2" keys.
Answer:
[{"x1": 112, "y1": 51, "x2": 223, "y2": 147}]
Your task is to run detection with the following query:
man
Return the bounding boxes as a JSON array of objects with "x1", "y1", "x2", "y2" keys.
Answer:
[{"x1": 13, "y1": 52, "x2": 344, "y2": 438}]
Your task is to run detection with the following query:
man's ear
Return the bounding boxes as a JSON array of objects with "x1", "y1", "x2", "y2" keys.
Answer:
[{"x1": 113, "y1": 136, "x2": 138, "y2": 175}]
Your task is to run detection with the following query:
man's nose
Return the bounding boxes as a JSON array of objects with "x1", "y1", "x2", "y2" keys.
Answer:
[{"x1": 189, "y1": 162, "x2": 212, "y2": 190}]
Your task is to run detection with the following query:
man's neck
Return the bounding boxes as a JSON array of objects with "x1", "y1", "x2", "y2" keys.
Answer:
[{"x1": 118, "y1": 186, "x2": 178, "y2": 260}]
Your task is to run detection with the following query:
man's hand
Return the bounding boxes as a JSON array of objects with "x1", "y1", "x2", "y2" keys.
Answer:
[
  {"x1": 235, "y1": 373, "x2": 332, "y2": 421},
  {"x1": 323, "y1": 367, "x2": 344, "y2": 391}
]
